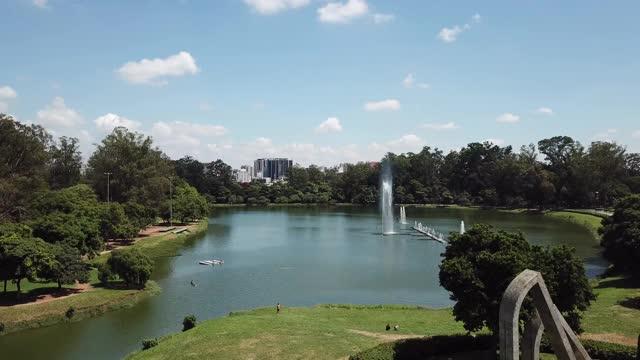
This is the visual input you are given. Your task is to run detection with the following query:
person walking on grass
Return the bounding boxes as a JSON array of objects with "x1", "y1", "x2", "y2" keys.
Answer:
[{"x1": 276, "y1": 303, "x2": 281, "y2": 314}]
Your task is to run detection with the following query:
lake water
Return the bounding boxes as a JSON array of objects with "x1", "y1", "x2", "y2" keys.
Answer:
[{"x1": 0, "y1": 206, "x2": 605, "y2": 360}]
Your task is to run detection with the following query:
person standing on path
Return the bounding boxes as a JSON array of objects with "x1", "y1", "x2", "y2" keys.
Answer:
[{"x1": 276, "y1": 303, "x2": 281, "y2": 313}]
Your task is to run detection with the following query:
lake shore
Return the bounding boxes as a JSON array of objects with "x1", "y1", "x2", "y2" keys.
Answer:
[{"x1": 0, "y1": 220, "x2": 209, "y2": 335}]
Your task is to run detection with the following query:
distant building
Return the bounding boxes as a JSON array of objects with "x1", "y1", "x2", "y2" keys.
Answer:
[
  {"x1": 253, "y1": 158, "x2": 293, "y2": 180},
  {"x1": 233, "y1": 168, "x2": 252, "y2": 183}
]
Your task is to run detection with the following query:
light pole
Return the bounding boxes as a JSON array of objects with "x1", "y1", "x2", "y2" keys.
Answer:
[
  {"x1": 104, "y1": 172, "x2": 112, "y2": 205},
  {"x1": 168, "y1": 176, "x2": 173, "y2": 226}
]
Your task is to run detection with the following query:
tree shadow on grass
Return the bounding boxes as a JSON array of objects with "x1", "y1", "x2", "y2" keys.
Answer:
[
  {"x1": 0, "y1": 287, "x2": 83, "y2": 306},
  {"x1": 618, "y1": 296, "x2": 640, "y2": 310},
  {"x1": 594, "y1": 277, "x2": 639, "y2": 289},
  {"x1": 94, "y1": 281, "x2": 143, "y2": 291}
]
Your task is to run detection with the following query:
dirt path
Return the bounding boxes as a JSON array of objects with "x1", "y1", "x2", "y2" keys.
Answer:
[
  {"x1": 12, "y1": 283, "x2": 96, "y2": 307},
  {"x1": 348, "y1": 329, "x2": 424, "y2": 341}
]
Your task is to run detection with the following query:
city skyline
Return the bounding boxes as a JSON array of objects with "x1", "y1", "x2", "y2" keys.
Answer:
[{"x1": 1, "y1": 0, "x2": 639, "y2": 168}]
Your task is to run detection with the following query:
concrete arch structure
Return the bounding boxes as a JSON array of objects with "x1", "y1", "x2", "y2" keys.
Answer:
[{"x1": 499, "y1": 269, "x2": 590, "y2": 360}]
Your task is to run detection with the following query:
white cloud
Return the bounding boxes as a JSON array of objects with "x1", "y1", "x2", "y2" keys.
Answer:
[
  {"x1": 244, "y1": 0, "x2": 310, "y2": 14},
  {"x1": 364, "y1": 99, "x2": 400, "y2": 112},
  {"x1": 496, "y1": 113, "x2": 520, "y2": 123},
  {"x1": 36, "y1": 97, "x2": 83, "y2": 128},
  {"x1": 438, "y1": 25, "x2": 468, "y2": 43},
  {"x1": 402, "y1": 73, "x2": 415, "y2": 88},
  {"x1": 0, "y1": 102, "x2": 8, "y2": 113},
  {"x1": 367, "y1": 134, "x2": 425, "y2": 158},
  {"x1": 254, "y1": 137, "x2": 273, "y2": 147},
  {"x1": 389, "y1": 134, "x2": 421, "y2": 146},
  {"x1": 116, "y1": 51, "x2": 199, "y2": 85},
  {"x1": 422, "y1": 121, "x2": 459, "y2": 130},
  {"x1": 315, "y1": 117, "x2": 343, "y2": 134},
  {"x1": 472, "y1": 13, "x2": 482, "y2": 23},
  {"x1": 33, "y1": 0, "x2": 48, "y2": 8},
  {"x1": 318, "y1": 0, "x2": 368, "y2": 24},
  {"x1": 537, "y1": 107, "x2": 553, "y2": 115},
  {"x1": 0, "y1": 86, "x2": 17, "y2": 99},
  {"x1": 94, "y1": 113, "x2": 142, "y2": 133},
  {"x1": 484, "y1": 138, "x2": 505, "y2": 146},
  {"x1": 417, "y1": 83, "x2": 430, "y2": 89},
  {"x1": 373, "y1": 13, "x2": 394, "y2": 24},
  {"x1": 151, "y1": 121, "x2": 228, "y2": 159}
]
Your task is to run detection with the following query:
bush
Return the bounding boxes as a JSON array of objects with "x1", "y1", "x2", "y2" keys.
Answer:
[
  {"x1": 97, "y1": 263, "x2": 114, "y2": 284},
  {"x1": 65, "y1": 306, "x2": 75, "y2": 320},
  {"x1": 182, "y1": 314, "x2": 196, "y2": 332},
  {"x1": 107, "y1": 248, "x2": 153, "y2": 288},
  {"x1": 142, "y1": 338, "x2": 159, "y2": 350},
  {"x1": 540, "y1": 336, "x2": 637, "y2": 360},
  {"x1": 0, "y1": 322, "x2": 5, "y2": 332},
  {"x1": 349, "y1": 334, "x2": 494, "y2": 360}
]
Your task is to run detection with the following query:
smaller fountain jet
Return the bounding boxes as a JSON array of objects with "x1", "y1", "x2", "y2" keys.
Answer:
[
  {"x1": 399, "y1": 206, "x2": 408, "y2": 225},
  {"x1": 460, "y1": 220, "x2": 465, "y2": 234}
]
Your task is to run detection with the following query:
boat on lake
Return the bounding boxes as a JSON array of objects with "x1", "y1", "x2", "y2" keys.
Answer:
[{"x1": 198, "y1": 260, "x2": 224, "y2": 266}]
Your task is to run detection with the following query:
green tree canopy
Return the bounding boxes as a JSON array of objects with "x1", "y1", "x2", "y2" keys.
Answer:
[
  {"x1": 107, "y1": 248, "x2": 153, "y2": 288},
  {"x1": 439, "y1": 224, "x2": 595, "y2": 334},
  {"x1": 48, "y1": 136, "x2": 82, "y2": 189},
  {"x1": 600, "y1": 195, "x2": 640, "y2": 278}
]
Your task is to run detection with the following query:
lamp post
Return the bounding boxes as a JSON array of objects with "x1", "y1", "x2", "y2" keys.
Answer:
[
  {"x1": 104, "y1": 172, "x2": 112, "y2": 205},
  {"x1": 168, "y1": 176, "x2": 173, "y2": 226}
]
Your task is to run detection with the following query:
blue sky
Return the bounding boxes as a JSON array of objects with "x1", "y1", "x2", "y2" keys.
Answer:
[{"x1": 1, "y1": 0, "x2": 639, "y2": 167}]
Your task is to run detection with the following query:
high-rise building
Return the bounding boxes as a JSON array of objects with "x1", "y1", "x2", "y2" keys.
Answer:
[
  {"x1": 233, "y1": 167, "x2": 252, "y2": 183},
  {"x1": 253, "y1": 158, "x2": 293, "y2": 180}
]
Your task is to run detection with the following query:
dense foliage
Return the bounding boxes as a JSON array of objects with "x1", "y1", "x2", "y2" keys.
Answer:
[
  {"x1": 107, "y1": 248, "x2": 154, "y2": 288},
  {"x1": 439, "y1": 224, "x2": 595, "y2": 334},
  {"x1": 600, "y1": 195, "x2": 640, "y2": 278},
  {"x1": 182, "y1": 314, "x2": 197, "y2": 331},
  {"x1": 540, "y1": 336, "x2": 638, "y2": 360}
]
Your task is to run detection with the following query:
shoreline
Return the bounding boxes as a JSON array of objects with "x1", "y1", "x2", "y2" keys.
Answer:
[{"x1": 0, "y1": 220, "x2": 209, "y2": 335}]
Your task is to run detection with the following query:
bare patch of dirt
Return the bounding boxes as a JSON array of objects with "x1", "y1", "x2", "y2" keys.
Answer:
[
  {"x1": 9, "y1": 283, "x2": 96, "y2": 307},
  {"x1": 348, "y1": 329, "x2": 424, "y2": 341},
  {"x1": 581, "y1": 333, "x2": 637, "y2": 346}
]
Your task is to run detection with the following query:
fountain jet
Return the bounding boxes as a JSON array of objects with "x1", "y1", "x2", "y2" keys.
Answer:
[
  {"x1": 460, "y1": 220, "x2": 465, "y2": 234},
  {"x1": 381, "y1": 162, "x2": 395, "y2": 235}
]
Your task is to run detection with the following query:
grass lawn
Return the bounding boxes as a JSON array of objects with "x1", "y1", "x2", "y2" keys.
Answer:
[
  {"x1": 544, "y1": 211, "x2": 604, "y2": 239},
  {"x1": 127, "y1": 305, "x2": 467, "y2": 360},
  {"x1": 0, "y1": 269, "x2": 160, "y2": 334}
]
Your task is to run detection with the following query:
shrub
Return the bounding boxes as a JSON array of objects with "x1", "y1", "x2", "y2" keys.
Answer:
[
  {"x1": 142, "y1": 338, "x2": 159, "y2": 350},
  {"x1": 97, "y1": 263, "x2": 114, "y2": 284},
  {"x1": 182, "y1": 314, "x2": 196, "y2": 332},
  {"x1": 107, "y1": 248, "x2": 153, "y2": 288},
  {"x1": 65, "y1": 306, "x2": 75, "y2": 320},
  {"x1": 540, "y1": 336, "x2": 637, "y2": 360},
  {"x1": 0, "y1": 322, "x2": 5, "y2": 332}
]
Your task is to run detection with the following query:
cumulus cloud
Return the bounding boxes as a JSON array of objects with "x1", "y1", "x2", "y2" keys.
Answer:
[
  {"x1": 315, "y1": 117, "x2": 343, "y2": 134},
  {"x1": 364, "y1": 99, "x2": 400, "y2": 112},
  {"x1": 33, "y1": 0, "x2": 48, "y2": 8},
  {"x1": 367, "y1": 134, "x2": 424, "y2": 159},
  {"x1": 402, "y1": 74, "x2": 429, "y2": 89},
  {"x1": 318, "y1": 0, "x2": 368, "y2": 24},
  {"x1": 438, "y1": 14, "x2": 480, "y2": 43},
  {"x1": 484, "y1": 138, "x2": 505, "y2": 146},
  {"x1": 94, "y1": 113, "x2": 142, "y2": 133},
  {"x1": 151, "y1": 121, "x2": 228, "y2": 159},
  {"x1": 0, "y1": 86, "x2": 17, "y2": 99},
  {"x1": 496, "y1": 113, "x2": 520, "y2": 123},
  {"x1": 244, "y1": 0, "x2": 310, "y2": 14},
  {"x1": 373, "y1": 13, "x2": 394, "y2": 24},
  {"x1": 36, "y1": 97, "x2": 83, "y2": 128},
  {"x1": 116, "y1": 51, "x2": 199, "y2": 85},
  {"x1": 537, "y1": 107, "x2": 553, "y2": 115},
  {"x1": 422, "y1": 121, "x2": 459, "y2": 130}
]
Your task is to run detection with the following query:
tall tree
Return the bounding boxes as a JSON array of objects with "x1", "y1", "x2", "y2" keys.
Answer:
[
  {"x1": 85, "y1": 127, "x2": 173, "y2": 209},
  {"x1": 538, "y1": 136, "x2": 585, "y2": 206},
  {"x1": 599, "y1": 195, "x2": 640, "y2": 278},
  {"x1": 48, "y1": 136, "x2": 82, "y2": 189}
]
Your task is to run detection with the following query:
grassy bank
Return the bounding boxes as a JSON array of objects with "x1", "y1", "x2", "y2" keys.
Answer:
[
  {"x1": 544, "y1": 211, "x2": 604, "y2": 239},
  {"x1": 0, "y1": 271, "x2": 160, "y2": 335},
  {"x1": 1, "y1": 220, "x2": 208, "y2": 335},
  {"x1": 127, "y1": 305, "x2": 465, "y2": 360}
]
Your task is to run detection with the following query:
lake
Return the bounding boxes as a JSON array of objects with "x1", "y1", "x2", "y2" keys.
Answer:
[{"x1": 0, "y1": 206, "x2": 605, "y2": 360}]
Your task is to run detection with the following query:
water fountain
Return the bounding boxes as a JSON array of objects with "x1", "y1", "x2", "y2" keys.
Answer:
[
  {"x1": 381, "y1": 164, "x2": 395, "y2": 235},
  {"x1": 460, "y1": 220, "x2": 465, "y2": 234},
  {"x1": 399, "y1": 206, "x2": 408, "y2": 224}
]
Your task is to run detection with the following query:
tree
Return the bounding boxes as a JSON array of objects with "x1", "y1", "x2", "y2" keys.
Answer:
[
  {"x1": 0, "y1": 115, "x2": 51, "y2": 221},
  {"x1": 167, "y1": 182, "x2": 209, "y2": 224},
  {"x1": 101, "y1": 203, "x2": 139, "y2": 241},
  {"x1": 85, "y1": 127, "x2": 173, "y2": 209},
  {"x1": 600, "y1": 195, "x2": 640, "y2": 278},
  {"x1": 38, "y1": 245, "x2": 89, "y2": 289},
  {"x1": 439, "y1": 224, "x2": 594, "y2": 334},
  {"x1": 0, "y1": 234, "x2": 53, "y2": 293},
  {"x1": 48, "y1": 136, "x2": 82, "y2": 189},
  {"x1": 107, "y1": 248, "x2": 153, "y2": 288},
  {"x1": 175, "y1": 156, "x2": 205, "y2": 192}
]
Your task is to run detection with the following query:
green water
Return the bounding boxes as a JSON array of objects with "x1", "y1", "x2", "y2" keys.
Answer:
[{"x1": 0, "y1": 206, "x2": 604, "y2": 360}]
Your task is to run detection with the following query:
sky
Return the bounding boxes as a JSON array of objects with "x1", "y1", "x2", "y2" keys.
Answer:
[{"x1": 1, "y1": 0, "x2": 639, "y2": 167}]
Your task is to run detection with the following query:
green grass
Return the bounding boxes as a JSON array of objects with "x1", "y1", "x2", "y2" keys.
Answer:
[
  {"x1": 544, "y1": 211, "x2": 604, "y2": 239},
  {"x1": 127, "y1": 305, "x2": 467, "y2": 360},
  {"x1": 582, "y1": 276, "x2": 640, "y2": 341},
  {"x1": 0, "y1": 272, "x2": 160, "y2": 335}
]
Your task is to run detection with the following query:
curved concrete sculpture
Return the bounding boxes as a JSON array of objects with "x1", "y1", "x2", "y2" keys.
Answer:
[{"x1": 499, "y1": 269, "x2": 591, "y2": 360}]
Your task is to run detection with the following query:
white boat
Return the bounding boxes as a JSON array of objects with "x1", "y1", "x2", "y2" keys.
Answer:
[{"x1": 198, "y1": 260, "x2": 224, "y2": 266}]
